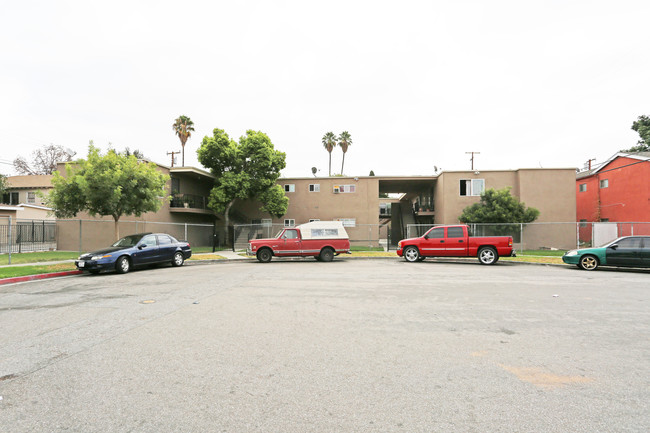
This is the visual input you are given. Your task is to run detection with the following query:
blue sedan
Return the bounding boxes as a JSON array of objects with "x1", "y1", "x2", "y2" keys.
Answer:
[{"x1": 75, "y1": 233, "x2": 192, "y2": 274}]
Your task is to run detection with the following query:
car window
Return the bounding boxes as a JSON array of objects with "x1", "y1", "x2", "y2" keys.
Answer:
[
  {"x1": 447, "y1": 227, "x2": 464, "y2": 238},
  {"x1": 141, "y1": 235, "x2": 157, "y2": 247},
  {"x1": 158, "y1": 235, "x2": 172, "y2": 245},
  {"x1": 427, "y1": 227, "x2": 444, "y2": 239},
  {"x1": 615, "y1": 237, "x2": 642, "y2": 249},
  {"x1": 284, "y1": 230, "x2": 298, "y2": 239},
  {"x1": 642, "y1": 238, "x2": 650, "y2": 249},
  {"x1": 112, "y1": 235, "x2": 141, "y2": 247}
]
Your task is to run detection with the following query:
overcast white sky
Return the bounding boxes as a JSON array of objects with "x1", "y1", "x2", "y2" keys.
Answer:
[{"x1": 1, "y1": 0, "x2": 648, "y2": 178}]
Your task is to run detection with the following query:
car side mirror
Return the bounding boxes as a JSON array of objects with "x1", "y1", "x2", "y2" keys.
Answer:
[
  {"x1": 138, "y1": 244, "x2": 146, "y2": 250},
  {"x1": 423, "y1": 234, "x2": 429, "y2": 239},
  {"x1": 609, "y1": 244, "x2": 618, "y2": 250}
]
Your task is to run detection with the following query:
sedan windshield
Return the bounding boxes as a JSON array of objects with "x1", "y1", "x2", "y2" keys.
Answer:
[{"x1": 112, "y1": 235, "x2": 143, "y2": 248}]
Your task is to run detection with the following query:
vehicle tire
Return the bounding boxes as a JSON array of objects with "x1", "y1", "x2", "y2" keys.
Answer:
[
  {"x1": 403, "y1": 246, "x2": 420, "y2": 262},
  {"x1": 478, "y1": 247, "x2": 498, "y2": 265},
  {"x1": 89, "y1": 269, "x2": 100, "y2": 275},
  {"x1": 257, "y1": 248, "x2": 272, "y2": 263},
  {"x1": 172, "y1": 251, "x2": 184, "y2": 267},
  {"x1": 579, "y1": 254, "x2": 599, "y2": 271},
  {"x1": 116, "y1": 256, "x2": 130, "y2": 274},
  {"x1": 319, "y1": 247, "x2": 334, "y2": 262}
]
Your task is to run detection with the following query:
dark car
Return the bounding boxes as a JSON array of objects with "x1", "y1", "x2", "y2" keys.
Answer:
[
  {"x1": 75, "y1": 233, "x2": 192, "y2": 274},
  {"x1": 562, "y1": 235, "x2": 650, "y2": 270}
]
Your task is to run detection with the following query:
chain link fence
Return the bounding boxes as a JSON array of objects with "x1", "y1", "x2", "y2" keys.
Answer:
[
  {"x1": 3, "y1": 219, "x2": 649, "y2": 254},
  {"x1": 53, "y1": 219, "x2": 226, "y2": 253}
]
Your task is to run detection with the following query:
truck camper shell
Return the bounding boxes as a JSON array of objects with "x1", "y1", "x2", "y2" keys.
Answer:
[{"x1": 296, "y1": 221, "x2": 349, "y2": 240}]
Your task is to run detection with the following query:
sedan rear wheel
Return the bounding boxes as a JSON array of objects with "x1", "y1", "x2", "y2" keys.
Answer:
[
  {"x1": 172, "y1": 251, "x2": 184, "y2": 267},
  {"x1": 579, "y1": 254, "x2": 599, "y2": 271},
  {"x1": 116, "y1": 256, "x2": 130, "y2": 274}
]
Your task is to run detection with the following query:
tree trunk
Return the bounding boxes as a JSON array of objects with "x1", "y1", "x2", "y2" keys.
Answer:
[
  {"x1": 328, "y1": 152, "x2": 332, "y2": 176},
  {"x1": 224, "y1": 199, "x2": 235, "y2": 247},
  {"x1": 181, "y1": 143, "x2": 185, "y2": 167},
  {"x1": 113, "y1": 216, "x2": 120, "y2": 241},
  {"x1": 341, "y1": 152, "x2": 345, "y2": 176}
]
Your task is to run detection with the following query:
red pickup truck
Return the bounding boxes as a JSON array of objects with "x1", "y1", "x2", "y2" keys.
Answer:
[
  {"x1": 397, "y1": 225, "x2": 515, "y2": 265},
  {"x1": 247, "y1": 221, "x2": 351, "y2": 263}
]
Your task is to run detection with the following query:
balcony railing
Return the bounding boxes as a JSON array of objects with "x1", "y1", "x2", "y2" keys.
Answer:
[{"x1": 170, "y1": 194, "x2": 208, "y2": 210}]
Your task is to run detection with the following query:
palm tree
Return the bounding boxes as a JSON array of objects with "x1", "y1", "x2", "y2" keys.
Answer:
[
  {"x1": 338, "y1": 131, "x2": 352, "y2": 175},
  {"x1": 172, "y1": 115, "x2": 195, "y2": 166},
  {"x1": 322, "y1": 132, "x2": 337, "y2": 176}
]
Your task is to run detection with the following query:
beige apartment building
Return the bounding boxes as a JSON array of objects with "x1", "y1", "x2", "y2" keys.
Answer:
[
  {"x1": 5, "y1": 160, "x2": 576, "y2": 251},
  {"x1": 237, "y1": 168, "x2": 577, "y2": 250}
]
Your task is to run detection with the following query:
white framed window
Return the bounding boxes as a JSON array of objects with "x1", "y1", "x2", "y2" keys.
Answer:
[
  {"x1": 579, "y1": 183, "x2": 587, "y2": 192},
  {"x1": 600, "y1": 179, "x2": 608, "y2": 189},
  {"x1": 337, "y1": 218, "x2": 356, "y2": 227},
  {"x1": 309, "y1": 184, "x2": 320, "y2": 192},
  {"x1": 27, "y1": 192, "x2": 36, "y2": 203},
  {"x1": 459, "y1": 179, "x2": 484, "y2": 196},
  {"x1": 284, "y1": 219, "x2": 295, "y2": 227},
  {"x1": 284, "y1": 184, "x2": 295, "y2": 193},
  {"x1": 333, "y1": 184, "x2": 356, "y2": 193}
]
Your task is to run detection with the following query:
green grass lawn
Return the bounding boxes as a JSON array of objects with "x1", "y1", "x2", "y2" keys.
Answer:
[
  {"x1": 0, "y1": 251, "x2": 79, "y2": 265},
  {"x1": 0, "y1": 263, "x2": 78, "y2": 279},
  {"x1": 517, "y1": 249, "x2": 567, "y2": 257}
]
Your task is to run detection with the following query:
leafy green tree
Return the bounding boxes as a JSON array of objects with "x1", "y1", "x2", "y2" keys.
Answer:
[
  {"x1": 197, "y1": 129, "x2": 288, "y2": 242},
  {"x1": 459, "y1": 188, "x2": 539, "y2": 235},
  {"x1": 47, "y1": 145, "x2": 169, "y2": 240},
  {"x1": 173, "y1": 115, "x2": 195, "y2": 166},
  {"x1": 338, "y1": 131, "x2": 352, "y2": 175},
  {"x1": 621, "y1": 115, "x2": 650, "y2": 152},
  {"x1": 322, "y1": 132, "x2": 337, "y2": 176}
]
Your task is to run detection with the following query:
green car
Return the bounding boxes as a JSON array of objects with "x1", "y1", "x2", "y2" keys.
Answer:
[{"x1": 563, "y1": 236, "x2": 650, "y2": 270}]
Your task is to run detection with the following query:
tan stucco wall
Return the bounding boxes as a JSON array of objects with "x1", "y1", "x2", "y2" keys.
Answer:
[{"x1": 435, "y1": 169, "x2": 577, "y2": 249}]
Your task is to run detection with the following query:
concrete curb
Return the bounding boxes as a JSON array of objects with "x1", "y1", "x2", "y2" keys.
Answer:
[
  {"x1": 0, "y1": 256, "x2": 567, "y2": 285},
  {"x1": 0, "y1": 270, "x2": 83, "y2": 286}
]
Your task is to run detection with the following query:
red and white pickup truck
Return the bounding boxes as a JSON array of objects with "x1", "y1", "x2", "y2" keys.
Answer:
[
  {"x1": 247, "y1": 221, "x2": 351, "y2": 263},
  {"x1": 397, "y1": 225, "x2": 515, "y2": 265}
]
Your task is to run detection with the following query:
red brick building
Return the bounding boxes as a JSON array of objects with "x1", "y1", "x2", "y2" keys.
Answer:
[{"x1": 576, "y1": 152, "x2": 650, "y2": 223}]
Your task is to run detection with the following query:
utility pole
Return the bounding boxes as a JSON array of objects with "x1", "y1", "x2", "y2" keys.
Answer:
[
  {"x1": 466, "y1": 151, "x2": 480, "y2": 170},
  {"x1": 167, "y1": 150, "x2": 181, "y2": 167},
  {"x1": 585, "y1": 158, "x2": 596, "y2": 171}
]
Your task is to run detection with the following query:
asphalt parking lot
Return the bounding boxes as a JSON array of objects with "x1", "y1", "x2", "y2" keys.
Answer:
[{"x1": 0, "y1": 258, "x2": 648, "y2": 432}]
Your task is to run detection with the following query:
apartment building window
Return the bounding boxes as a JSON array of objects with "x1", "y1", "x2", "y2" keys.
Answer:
[
  {"x1": 579, "y1": 183, "x2": 587, "y2": 192},
  {"x1": 333, "y1": 185, "x2": 356, "y2": 193},
  {"x1": 27, "y1": 192, "x2": 36, "y2": 203},
  {"x1": 600, "y1": 179, "x2": 609, "y2": 188},
  {"x1": 284, "y1": 184, "x2": 295, "y2": 193},
  {"x1": 337, "y1": 218, "x2": 356, "y2": 227},
  {"x1": 171, "y1": 177, "x2": 180, "y2": 194},
  {"x1": 309, "y1": 184, "x2": 320, "y2": 192},
  {"x1": 2, "y1": 192, "x2": 19, "y2": 205},
  {"x1": 284, "y1": 219, "x2": 295, "y2": 227},
  {"x1": 459, "y1": 179, "x2": 484, "y2": 196}
]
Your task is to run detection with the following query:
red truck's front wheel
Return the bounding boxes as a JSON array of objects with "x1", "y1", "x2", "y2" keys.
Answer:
[
  {"x1": 257, "y1": 248, "x2": 273, "y2": 263},
  {"x1": 403, "y1": 246, "x2": 420, "y2": 262}
]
